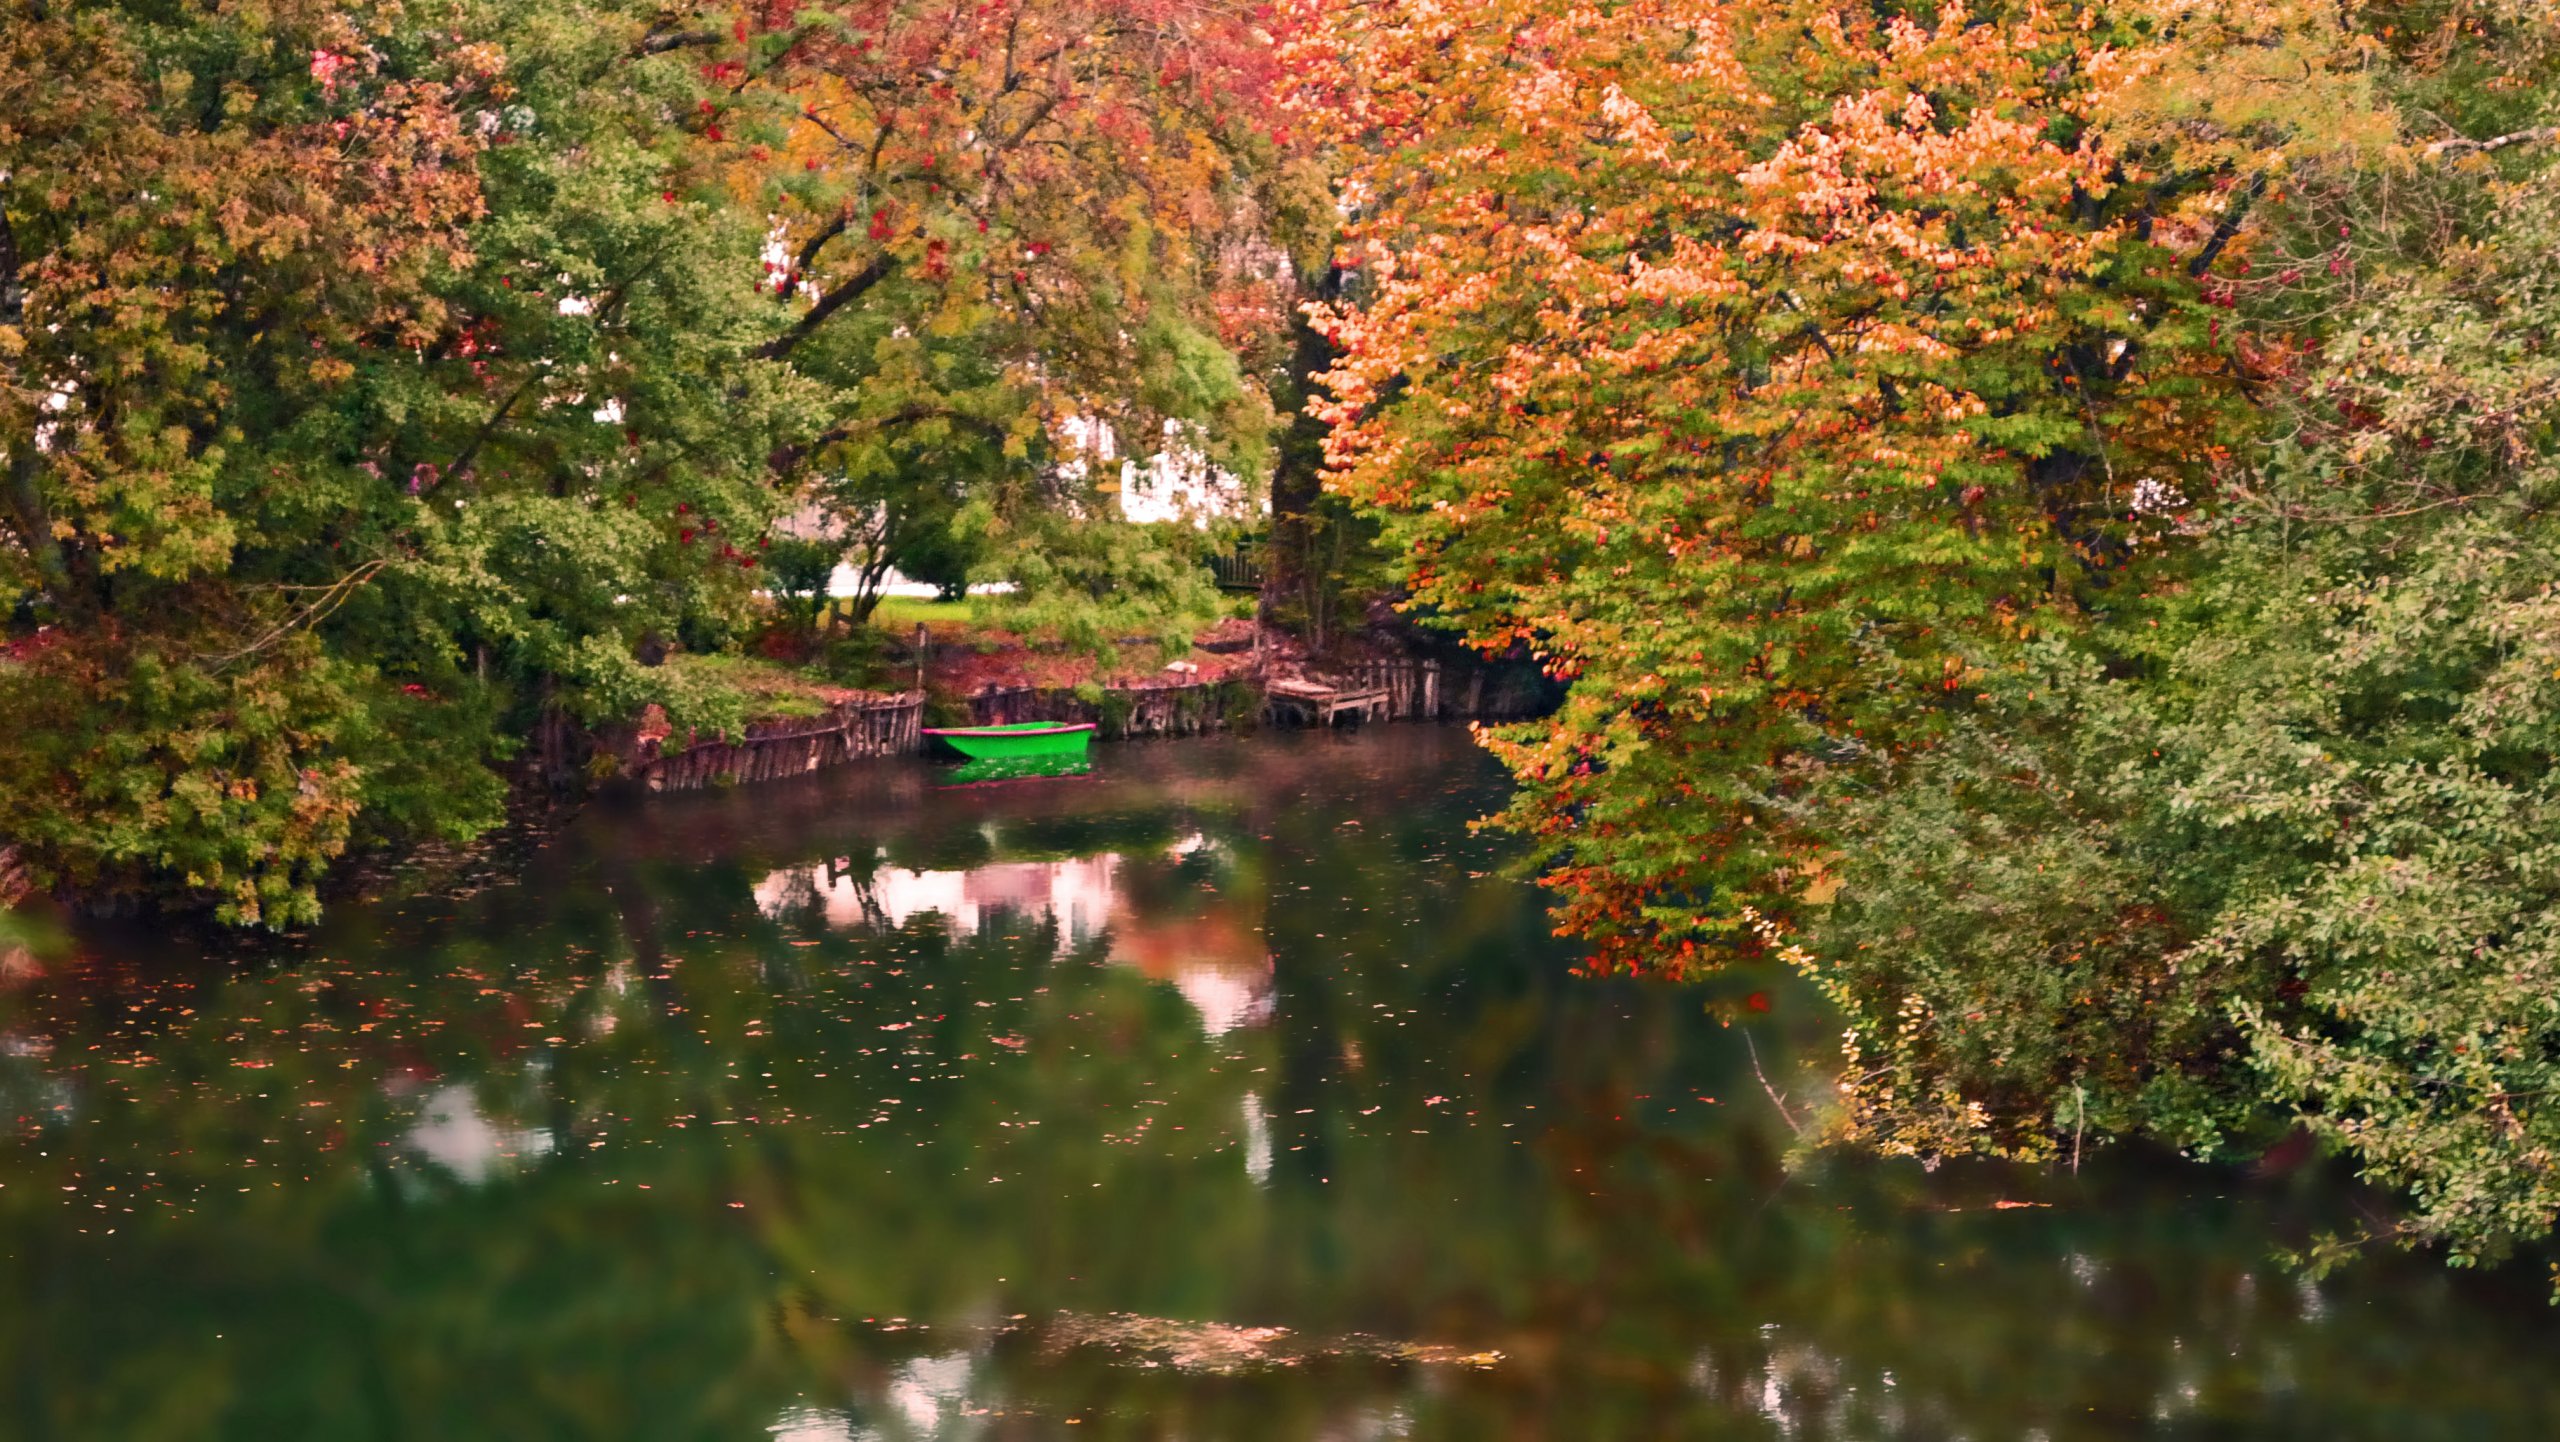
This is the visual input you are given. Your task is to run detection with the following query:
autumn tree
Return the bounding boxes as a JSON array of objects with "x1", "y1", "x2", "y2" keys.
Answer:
[
  {"x1": 1, "y1": 0, "x2": 520, "y2": 922},
  {"x1": 1285, "y1": 0, "x2": 2250, "y2": 973},
  {"x1": 1293, "y1": 0, "x2": 2560, "y2": 1272},
  {"x1": 0, "y1": 0, "x2": 1303, "y2": 922}
]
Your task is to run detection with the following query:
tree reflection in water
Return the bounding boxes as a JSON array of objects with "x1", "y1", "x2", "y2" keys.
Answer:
[{"x1": 1, "y1": 729, "x2": 2556, "y2": 1439}]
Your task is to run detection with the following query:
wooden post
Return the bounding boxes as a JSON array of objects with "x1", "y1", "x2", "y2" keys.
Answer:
[{"x1": 913, "y1": 620, "x2": 927, "y2": 697}]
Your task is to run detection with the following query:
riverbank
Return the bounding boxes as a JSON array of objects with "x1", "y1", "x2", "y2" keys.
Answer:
[{"x1": 590, "y1": 616, "x2": 1559, "y2": 794}]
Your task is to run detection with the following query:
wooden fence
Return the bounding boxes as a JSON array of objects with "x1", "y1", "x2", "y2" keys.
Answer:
[
  {"x1": 626, "y1": 693, "x2": 924, "y2": 793},
  {"x1": 1207, "y1": 546, "x2": 1266, "y2": 593}
]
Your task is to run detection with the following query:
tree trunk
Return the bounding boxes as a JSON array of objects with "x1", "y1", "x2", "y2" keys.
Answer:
[{"x1": 1262, "y1": 265, "x2": 1344, "y2": 633}]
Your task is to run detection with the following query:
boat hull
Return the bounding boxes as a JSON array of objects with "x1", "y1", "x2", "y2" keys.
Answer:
[{"x1": 922, "y1": 722, "x2": 1098, "y2": 761}]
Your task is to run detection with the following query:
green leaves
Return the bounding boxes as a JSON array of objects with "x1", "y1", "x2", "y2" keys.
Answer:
[
  {"x1": 0, "y1": 0, "x2": 1298, "y2": 921},
  {"x1": 1802, "y1": 61, "x2": 2560, "y2": 1273}
]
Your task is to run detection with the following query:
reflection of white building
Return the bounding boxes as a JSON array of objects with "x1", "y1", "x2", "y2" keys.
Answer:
[
  {"x1": 1152, "y1": 952, "x2": 1270, "y2": 1038},
  {"x1": 754, "y1": 852, "x2": 1118, "y2": 953},
  {"x1": 765, "y1": 1407, "x2": 862, "y2": 1442},
  {"x1": 756, "y1": 846, "x2": 1272, "y2": 1037}
]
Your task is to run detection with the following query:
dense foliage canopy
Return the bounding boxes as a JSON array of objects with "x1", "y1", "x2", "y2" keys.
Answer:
[
  {"x1": 1293, "y1": 0, "x2": 2560, "y2": 1272},
  {"x1": 1288, "y1": 0, "x2": 2251, "y2": 970},
  {"x1": 0, "y1": 0, "x2": 1297, "y2": 921}
]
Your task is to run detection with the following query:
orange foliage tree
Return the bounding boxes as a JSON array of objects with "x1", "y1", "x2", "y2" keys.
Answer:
[{"x1": 1283, "y1": 0, "x2": 2251, "y2": 974}]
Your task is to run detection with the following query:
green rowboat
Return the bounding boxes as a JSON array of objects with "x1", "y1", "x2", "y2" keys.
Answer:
[{"x1": 922, "y1": 721, "x2": 1098, "y2": 761}]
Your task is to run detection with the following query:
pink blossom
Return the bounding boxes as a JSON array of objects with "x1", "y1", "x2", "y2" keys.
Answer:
[{"x1": 311, "y1": 49, "x2": 351, "y2": 96}]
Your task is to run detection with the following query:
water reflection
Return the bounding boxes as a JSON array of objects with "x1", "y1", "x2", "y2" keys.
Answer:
[
  {"x1": 755, "y1": 850, "x2": 1122, "y2": 953},
  {"x1": 1, "y1": 729, "x2": 2556, "y2": 1440},
  {"x1": 398, "y1": 1080, "x2": 557, "y2": 1184},
  {"x1": 755, "y1": 828, "x2": 1271, "y2": 1039}
]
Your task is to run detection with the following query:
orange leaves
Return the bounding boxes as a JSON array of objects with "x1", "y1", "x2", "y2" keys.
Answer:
[{"x1": 1282, "y1": 0, "x2": 2245, "y2": 971}]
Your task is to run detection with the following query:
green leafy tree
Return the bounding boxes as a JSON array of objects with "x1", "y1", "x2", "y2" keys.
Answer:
[
  {"x1": 1802, "y1": 9, "x2": 2560, "y2": 1270},
  {"x1": 0, "y1": 0, "x2": 1299, "y2": 921}
]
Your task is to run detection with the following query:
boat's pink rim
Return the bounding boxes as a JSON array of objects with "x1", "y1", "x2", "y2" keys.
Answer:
[{"x1": 921, "y1": 723, "x2": 1099, "y2": 738}]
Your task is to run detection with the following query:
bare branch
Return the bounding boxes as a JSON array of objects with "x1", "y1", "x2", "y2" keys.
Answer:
[
  {"x1": 1742, "y1": 1029, "x2": 1804, "y2": 1138},
  {"x1": 199, "y1": 559, "x2": 391, "y2": 669},
  {"x1": 2427, "y1": 125, "x2": 2560, "y2": 159}
]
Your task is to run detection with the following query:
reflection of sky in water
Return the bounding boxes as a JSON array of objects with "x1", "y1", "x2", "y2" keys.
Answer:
[
  {"x1": 755, "y1": 842, "x2": 1271, "y2": 1038},
  {"x1": 398, "y1": 1081, "x2": 554, "y2": 1184},
  {"x1": 888, "y1": 1352, "x2": 977, "y2": 1434},
  {"x1": 767, "y1": 1407, "x2": 870, "y2": 1442}
]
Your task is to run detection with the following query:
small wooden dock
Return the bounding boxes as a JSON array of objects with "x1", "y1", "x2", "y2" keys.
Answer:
[{"x1": 1263, "y1": 676, "x2": 1391, "y2": 727}]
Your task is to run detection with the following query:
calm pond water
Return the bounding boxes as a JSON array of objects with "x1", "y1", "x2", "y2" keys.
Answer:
[{"x1": 6, "y1": 727, "x2": 2559, "y2": 1439}]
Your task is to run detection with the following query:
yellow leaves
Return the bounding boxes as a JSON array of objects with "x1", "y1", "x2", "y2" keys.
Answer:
[
  {"x1": 2088, "y1": 0, "x2": 2399, "y2": 172},
  {"x1": 449, "y1": 41, "x2": 509, "y2": 81}
]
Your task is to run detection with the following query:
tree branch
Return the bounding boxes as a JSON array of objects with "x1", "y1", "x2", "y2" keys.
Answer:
[
  {"x1": 2187, "y1": 172, "x2": 2267, "y2": 279},
  {"x1": 2427, "y1": 125, "x2": 2560, "y2": 159},
  {"x1": 638, "y1": 27, "x2": 721, "y2": 55},
  {"x1": 792, "y1": 211, "x2": 849, "y2": 278},
  {"x1": 4, "y1": 446, "x2": 72, "y2": 602},
  {"x1": 0, "y1": 178, "x2": 22, "y2": 327},
  {"x1": 754, "y1": 251, "x2": 894, "y2": 361},
  {"x1": 767, "y1": 402, "x2": 1011, "y2": 475},
  {"x1": 441, "y1": 372, "x2": 544, "y2": 486},
  {"x1": 199, "y1": 558, "x2": 391, "y2": 669}
]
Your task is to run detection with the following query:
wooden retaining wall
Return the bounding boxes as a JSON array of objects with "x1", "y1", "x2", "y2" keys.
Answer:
[
  {"x1": 627, "y1": 694, "x2": 924, "y2": 793},
  {"x1": 611, "y1": 655, "x2": 1555, "y2": 795}
]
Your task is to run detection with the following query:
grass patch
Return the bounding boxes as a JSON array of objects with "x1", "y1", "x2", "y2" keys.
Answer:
[
  {"x1": 866, "y1": 596, "x2": 977, "y2": 630},
  {"x1": 660, "y1": 653, "x2": 838, "y2": 721}
]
